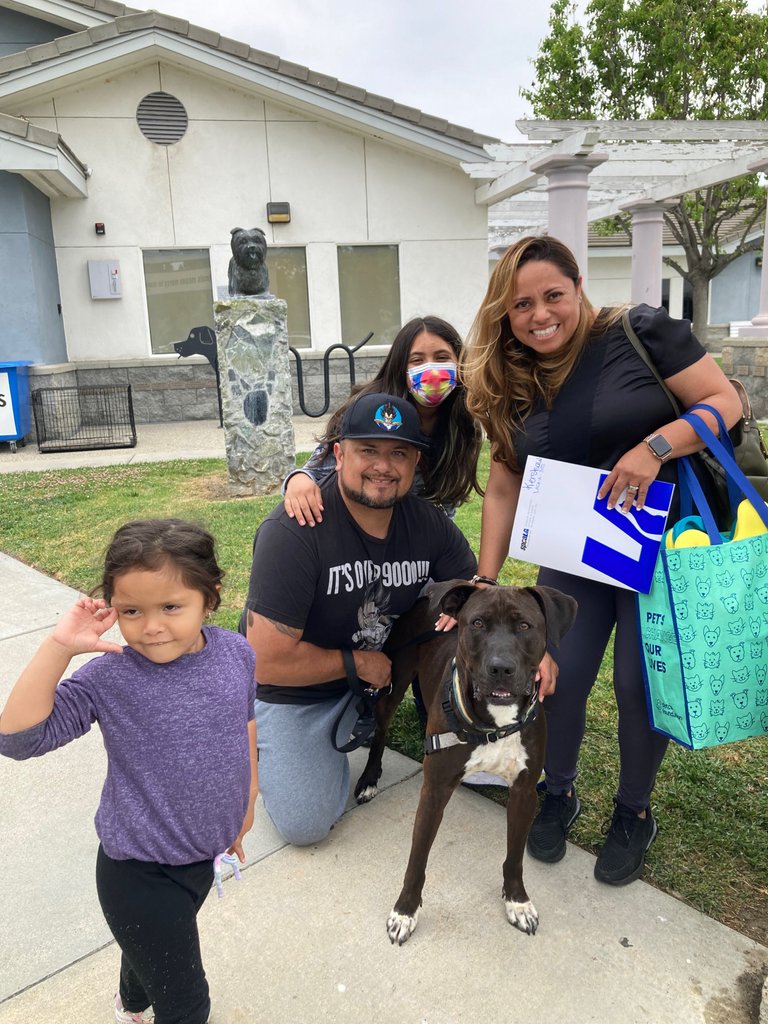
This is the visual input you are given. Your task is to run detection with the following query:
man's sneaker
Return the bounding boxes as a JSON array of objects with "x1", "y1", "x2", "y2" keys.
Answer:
[
  {"x1": 526, "y1": 787, "x2": 581, "y2": 863},
  {"x1": 594, "y1": 800, "x2": 658, "y2": 886},
  {"x1": 115, "y1": 994, "x2": 154, "y2": 1023}
]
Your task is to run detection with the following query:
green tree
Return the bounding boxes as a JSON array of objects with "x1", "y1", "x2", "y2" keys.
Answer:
[{"x1": 522, "y1": 0, "x2": 768, "y2": 337}]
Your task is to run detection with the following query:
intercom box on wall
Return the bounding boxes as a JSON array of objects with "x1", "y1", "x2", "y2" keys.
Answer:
[{"x1": 87, "y1": 260, "x2": 122, "y2": 299}]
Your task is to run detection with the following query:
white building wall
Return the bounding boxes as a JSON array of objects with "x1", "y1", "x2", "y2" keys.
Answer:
[
  {"x1": 12, "y1": 61, "x2": 488, "y2": 361},
  {"x1": 585, "y1": 253, "x2": 633, "y2": 307},
  {"x1": 586, "y1": 250, "x2": 687, "y2": 319}
]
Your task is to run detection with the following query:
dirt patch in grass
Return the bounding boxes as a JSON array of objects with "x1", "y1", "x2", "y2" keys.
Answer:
[{"x1": 180, "y1": 472, "x2": 283, "y2": 504}]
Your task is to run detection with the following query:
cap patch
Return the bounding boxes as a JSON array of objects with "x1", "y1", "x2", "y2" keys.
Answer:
[{"x1": 374, "y1": 402, "x2": 403, "y2": 432}]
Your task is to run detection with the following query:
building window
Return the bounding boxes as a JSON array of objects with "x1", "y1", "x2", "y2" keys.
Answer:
[
  {"x1": 338, "y1": 245, "x2": 400, "y2": 347},
  {"x1": 142, "y1": 249, "x2": 214, "y2": 355},
  {"x1": 266, "y1": 247, "x2": 311, "y2": 349}
]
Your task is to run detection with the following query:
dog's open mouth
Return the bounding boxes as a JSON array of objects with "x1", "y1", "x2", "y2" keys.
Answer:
[{"x1": 488, "y1": 687, "x2": 517, "y2": 704}]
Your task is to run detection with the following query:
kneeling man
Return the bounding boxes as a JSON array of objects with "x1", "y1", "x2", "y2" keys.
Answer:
[{"x1": 244, "y1": 392, "x2": 477, "y2": 845}]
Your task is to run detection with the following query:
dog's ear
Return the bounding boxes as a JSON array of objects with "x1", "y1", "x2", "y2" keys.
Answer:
[
  {"x1": 231, "y1": 227, "x2": 244, "y2": 237},
  {"x1": 524, "y1": 586, "x2": 578, "y2": 646},
  {"x1": 440, "y1": 582, "x2": 479, "y2": 619}
]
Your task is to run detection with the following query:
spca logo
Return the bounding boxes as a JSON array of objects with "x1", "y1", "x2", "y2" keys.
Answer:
[{"x1": 520, "y1": 528, "x2": 530, "y2": 551}]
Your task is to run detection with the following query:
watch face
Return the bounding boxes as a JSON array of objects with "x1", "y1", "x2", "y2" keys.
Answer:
[{"x1": 648, "y1": 434, "x2": 673, "y2": 459}]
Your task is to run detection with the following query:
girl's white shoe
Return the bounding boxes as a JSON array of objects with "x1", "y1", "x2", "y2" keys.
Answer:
[{"x1": 114, "y1": 994, "x2": 154, "y2": 1023}]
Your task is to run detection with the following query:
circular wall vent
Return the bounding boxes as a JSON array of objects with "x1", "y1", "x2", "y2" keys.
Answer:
[{"x1": 136, "y1": 92, "x2": 188, "y2": 145}]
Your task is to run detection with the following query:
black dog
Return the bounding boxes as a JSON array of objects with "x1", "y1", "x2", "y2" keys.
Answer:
[
  {"x1": 173, "y1": 326, "x2": 217, "y2": 370},
  {"x1": 354, "y1": 580, "x2": 577, "y2": 945},
  {"x1": 228, "y1": 226, "x2": 269, "y2": 296}
]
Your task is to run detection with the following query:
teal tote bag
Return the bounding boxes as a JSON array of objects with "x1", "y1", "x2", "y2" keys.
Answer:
[{"x1": 637, "y1": 407, "x2": 768, "y2": 750}]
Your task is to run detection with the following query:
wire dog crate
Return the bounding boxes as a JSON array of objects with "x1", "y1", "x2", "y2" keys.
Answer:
[{"x1": 32, "y1": 385, "x2": 137, "y2": 453}]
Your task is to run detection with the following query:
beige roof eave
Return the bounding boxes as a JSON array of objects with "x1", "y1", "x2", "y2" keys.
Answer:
[{"x1": 0, "y1": 111, "x2": 88, "y2": 197}]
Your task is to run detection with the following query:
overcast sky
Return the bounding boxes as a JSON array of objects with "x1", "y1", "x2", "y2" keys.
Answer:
[
  {"x1": 148, "y1": 1, "x2": 768, "y2": 143},
  {"x1": 146, "y1": 0, "x2": 567, "y2": 142}
]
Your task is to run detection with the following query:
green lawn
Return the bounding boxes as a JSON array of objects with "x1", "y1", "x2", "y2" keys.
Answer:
[{"x1": 0, "y1": 451, "x2": 766, "y2": 945}]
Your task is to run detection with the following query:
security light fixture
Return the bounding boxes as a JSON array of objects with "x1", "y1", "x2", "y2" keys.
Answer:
[{"x1": 266, "y1": 202, "x2": 291, "y2": 224}]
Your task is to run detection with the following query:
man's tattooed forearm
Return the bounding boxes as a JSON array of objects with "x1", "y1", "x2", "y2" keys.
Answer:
[{"x1": 265, "y1": 617, "x2": 302, "y2": 639}]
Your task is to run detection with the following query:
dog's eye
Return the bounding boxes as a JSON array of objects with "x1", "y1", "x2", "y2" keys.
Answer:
[
  {"x1": 517, "y1": 621, "x2": 531, "y2": 631},
  {"x1": 471, "y1": 617, "x2": 484, "y2": 629}
]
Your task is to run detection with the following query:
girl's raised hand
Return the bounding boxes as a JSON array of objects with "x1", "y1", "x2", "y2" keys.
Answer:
[
  {"x1": 51, "y1": 597, "x2": 123, "y2": 656},
  {"x1": 284, "y1": 473, "x2": 324, "y2": 527}
]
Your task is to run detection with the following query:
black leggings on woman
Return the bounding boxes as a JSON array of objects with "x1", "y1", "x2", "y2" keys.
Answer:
[
  {"x1": 96, "y1": 847, "x2": 214, "y2": 1024},
  {"x1": 537, "y1": 567, "x2": 669, "y2": 812}
]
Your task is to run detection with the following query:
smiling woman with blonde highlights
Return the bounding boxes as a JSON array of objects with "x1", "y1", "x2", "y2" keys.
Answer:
[
  {"x1": 463, "y1": 237, "x2": 618, "y2": 465},
  {"x1": 462, "y1": 235, "x2": 742, "y2": 887}
]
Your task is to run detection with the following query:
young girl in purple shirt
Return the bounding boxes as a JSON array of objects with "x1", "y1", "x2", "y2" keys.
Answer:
[{"x1": 0, "y1": 519, "x2": 258, "y2": 1024}]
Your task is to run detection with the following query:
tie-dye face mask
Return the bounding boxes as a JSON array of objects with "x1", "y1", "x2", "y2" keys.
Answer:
[{"x1": 406, "y1": 362, "x2": 458, "y2": 407}]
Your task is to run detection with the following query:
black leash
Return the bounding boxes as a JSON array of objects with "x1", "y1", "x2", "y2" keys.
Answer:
[
  {"x1": 330, "y1": 628, "x2": 447, "y2": 753},
  {"x1": 331, "y1": 649, "x2": 392, "y2": 753},
  {"x1": 424, "y1": 660, "x2": 540, "y2": 755}
]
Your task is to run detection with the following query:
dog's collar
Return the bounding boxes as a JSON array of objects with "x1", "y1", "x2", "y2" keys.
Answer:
[{"x1": 424, "y1": 660, "x2": 539, "y2": 755}]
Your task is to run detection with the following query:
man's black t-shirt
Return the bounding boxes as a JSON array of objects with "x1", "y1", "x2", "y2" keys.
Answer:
[{"x1": 245, "y1": 475, "x2": 477, "y2": 704}]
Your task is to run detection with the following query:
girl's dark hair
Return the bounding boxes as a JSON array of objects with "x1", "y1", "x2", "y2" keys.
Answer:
[
  {"x1": 316, "y1": 316, "x2": 482, "y2": 506},
  {"x1": 99, "y1": 519, "x2": 224, "y2": 611}
]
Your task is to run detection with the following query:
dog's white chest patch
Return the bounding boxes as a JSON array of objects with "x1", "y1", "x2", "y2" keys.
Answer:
[{"x1": 462, "y1": 731, "x2": 528, "y2": 784}]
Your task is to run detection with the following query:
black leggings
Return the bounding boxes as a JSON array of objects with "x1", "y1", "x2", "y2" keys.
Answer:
[
  {"x1": 96, "y1": 847, "x2": 214, "y2": 1024},
  {"x1": 538, "y1": 567, "x2": 669, "y2": 812}
]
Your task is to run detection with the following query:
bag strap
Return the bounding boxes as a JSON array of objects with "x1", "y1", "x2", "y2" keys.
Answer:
[
  {"x1": 621, "y1": 310, "x2": 681, "y2": 417},
  {"x1": 681, "y1": 411, "x2": 768, "y2": 538},
  {"x1": 687, "y1": 402, "x2": 742, "y2": 511},
  {"x1": 621, "y1": 311, "x2": 752, "y2": 456},
  {"x1": 621, "y1": 310, "x2": 753, "y2": 516},
  {"x1": 677, "y1": 457, "x2": 721, "y2": 543}
]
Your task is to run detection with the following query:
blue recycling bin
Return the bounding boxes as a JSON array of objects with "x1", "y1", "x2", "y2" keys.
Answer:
[{"x1": 0, "y1": 361, "x2": 32, "y2": 453}]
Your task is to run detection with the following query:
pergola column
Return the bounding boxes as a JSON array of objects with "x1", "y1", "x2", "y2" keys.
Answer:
[
  {"x1": 736, "y1": 157, "x2": 768, "y2": 337},
  {"x1": 621, "y1": 200, "x2": 667, "y2": 307},
  {"x1": 528, "y1": 151, "x2": 608, "y2": 288}
]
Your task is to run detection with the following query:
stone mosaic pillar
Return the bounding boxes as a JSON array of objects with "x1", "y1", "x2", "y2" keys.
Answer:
[{"x1": 215, "y1": 296, "x2": 295, "y2": 496}]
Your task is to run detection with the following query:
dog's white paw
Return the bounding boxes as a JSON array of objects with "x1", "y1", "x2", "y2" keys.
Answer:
[
  {"x1": 355, "y1": 784, "x2": 378, "y2": 804},
  {"x1": 387, "y1": 908, "x2": 419, "y2": 945},
  {"x1": 505, "y1": 899, "x2": 539, "y2": 935}
]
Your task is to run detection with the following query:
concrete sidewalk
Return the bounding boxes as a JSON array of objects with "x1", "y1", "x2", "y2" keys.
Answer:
[
  {"x1": 0, "y1": 416, "x2": 328, "y2": 473},
  {"x1": 0, "y1": 423, "x2": 766, "y2": 1024}
]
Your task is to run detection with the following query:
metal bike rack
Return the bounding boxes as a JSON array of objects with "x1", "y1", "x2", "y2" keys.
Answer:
[{"x1": 289, "y1": 331, "x2": 374, "y2": 417}]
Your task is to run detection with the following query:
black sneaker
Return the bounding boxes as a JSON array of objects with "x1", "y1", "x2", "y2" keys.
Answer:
[
  {"x1": 594, "y1": 800, "x2": 658, "y2": 886},
  {"x1": 527, "y1": 787, "x2": 581, "y2": 863}
]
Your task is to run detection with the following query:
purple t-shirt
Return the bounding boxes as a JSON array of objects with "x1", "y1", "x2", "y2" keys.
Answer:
[{"x1": 0, "y1": 626, "x2": 256, "y2": 865}]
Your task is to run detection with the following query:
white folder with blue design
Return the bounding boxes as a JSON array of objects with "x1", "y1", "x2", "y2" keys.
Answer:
[{"x1": 510, "y1": 456, "x2": 675, "y2": 593}]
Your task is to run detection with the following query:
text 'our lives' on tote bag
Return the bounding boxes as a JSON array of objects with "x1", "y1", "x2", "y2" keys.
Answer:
[{"x1": 637, "y1": 406, "x2": 768, "y2": 750}]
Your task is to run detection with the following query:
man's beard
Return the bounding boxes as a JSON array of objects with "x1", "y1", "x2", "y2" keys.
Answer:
[{"x1": 339, "y1": 477, "x2": 401, "y2": 510}]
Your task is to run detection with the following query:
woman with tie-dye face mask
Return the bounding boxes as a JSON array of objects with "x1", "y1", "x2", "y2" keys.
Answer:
[{"x1": 282, "y1": 316, "x2": 482, "y2": 524}]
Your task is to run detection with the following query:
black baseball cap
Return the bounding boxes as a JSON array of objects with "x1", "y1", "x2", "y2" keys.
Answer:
[{"x1": 339, "y1": 393, "x2": 430, "y2": 450}]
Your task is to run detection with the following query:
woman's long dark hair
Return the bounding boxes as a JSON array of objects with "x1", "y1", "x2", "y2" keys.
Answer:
[{"x1": 315, "y1": 316, "x2": 483, "y2": 506}]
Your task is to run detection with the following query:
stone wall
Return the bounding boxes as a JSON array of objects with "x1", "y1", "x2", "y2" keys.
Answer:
[
  {"x1": 26, "y1": 348, "x2": 389, "y2": 434},
  {"x1": 719, "y1": 339, "x2": 768, "y2": 419}
]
